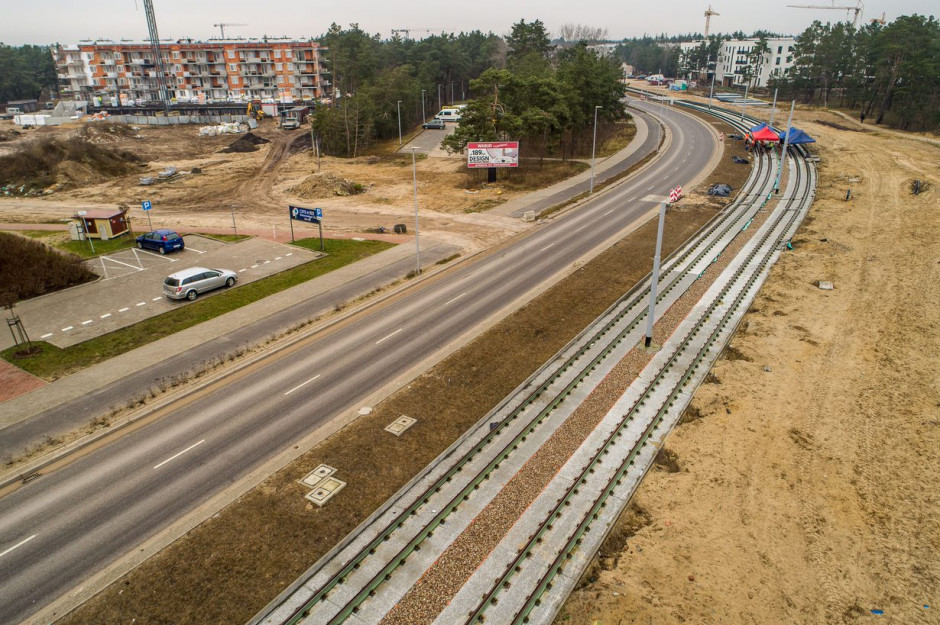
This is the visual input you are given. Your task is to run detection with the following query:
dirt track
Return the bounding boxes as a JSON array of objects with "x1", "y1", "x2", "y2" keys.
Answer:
[{"x1": 557, "y1": 108, "x2": 939, "y2": 624}]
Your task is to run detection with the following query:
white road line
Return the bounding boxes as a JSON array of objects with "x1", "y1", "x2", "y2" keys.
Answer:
[
  {"x1": 263, "y1": 260, "x2": 270, "y2": 264},
  {"x1": 154, "y1": 439, "x2": 206, "y2": 469},
  {"x1": 284, "y1": 374, "x2": 321, "y2": 396},
  {"x1": 275, "y1": 256, "x2": 282, "y2": 260},
  {"x1": 101, "y1": 256, "x2": 146, "y2": 270},
  {"x1": 118, "y1": 307, "x2": 130, "y2": 312},
  {"x1": 445, "y1": 292, "x2": 467, "y2": 306},
  {"x1": 152, "y1": 296, "x2": 162, "y2": 301},
  {"x1": 239, "y1": 268, "x2": 247, "y2": 272},
  {"x1": 81, "y1": 320, "x2": 93, "y2": 325},
  {"x1": 136, "y1": 302, "x2": 146, "y2": 307},
  {"x1": 286, "y1": 253, "x2": 293, "y2": 256},
  {"x1": 603, "y1": 209, "x2": 614, "y2": 216},
  {"x1": 187, "y1": 247, "x2": 206, "y2": 254},
  {"x1": 41, "y1": 333, "x2": 53, "y2": 339},
  {"x1": 540, "y1": 243, "x2": 555, "y2": 251},
  {"x1": 100, "y1": 313, "x2": 112, "y2": 319},
  {"x1": 647, "y1": 185, "x2": 655, "y2": 190},
  {"x1": 61, "y1": 326, "x2": 73, "y2": 332},
  {"x1": 251, "y1": 264, "x2": 259, "y2": 269},
  {"x1": 0, "y1": 534, "x2": 36, "y2": 559},
  {"x1": 376, "y1": 328, "x2": 403, "y2": 345},
  {"x1": 574, "y1": 224, "x2": 588, "y2": 232}
]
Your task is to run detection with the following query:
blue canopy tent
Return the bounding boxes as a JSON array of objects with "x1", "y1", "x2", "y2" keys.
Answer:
[
  {"x1": 778, "y1": 127, "x2": 816, "y2": 144},
  {"x1": 749, "y1": 122, "x2": 782, "y2": 134}
]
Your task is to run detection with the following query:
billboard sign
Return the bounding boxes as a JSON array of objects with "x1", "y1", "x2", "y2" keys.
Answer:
[
  {"x1": 467, "y1": 141, "x2": 519, "y2": 168},
  {"x1": 289, "y1": 205, "x2": 321, "y2": 224}
]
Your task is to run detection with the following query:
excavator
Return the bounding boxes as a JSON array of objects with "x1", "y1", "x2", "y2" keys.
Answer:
[{"x1": 246, "y1": 100, "x2": 265, "y2": 121}]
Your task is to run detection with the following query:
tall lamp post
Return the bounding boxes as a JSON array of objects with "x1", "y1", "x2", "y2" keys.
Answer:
[
  {"x1": 397, "y1": 100, "x2": 402, "y2": 145},
  {"x1": 421, "y1": 89, "x2": 426, "y2": 122},
  {"x1": 410, "y1": 147, "x2": 421, "y2": 274},
  {"x1": 590, "y1": 105, "x2": 602, "y2": 194},
  {"x1": 437, "y1": 84, "x2": 442, "y2": 113}
]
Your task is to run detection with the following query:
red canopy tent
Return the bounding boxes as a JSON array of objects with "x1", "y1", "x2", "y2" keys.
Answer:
[{"x1": 751, "y1": 126, "x2": 780, "y2": 143}]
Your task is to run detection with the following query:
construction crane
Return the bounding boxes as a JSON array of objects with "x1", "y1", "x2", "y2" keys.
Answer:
[
  {"x1": 141, "y1": 0, "x2": 170, "y2": 113},
  {"x1": 213, "y1": 23, "x2": 247, "y2": 38},
  {"x1": 704, "y1": 4, "x2": 719, "y2": 38},
  {"x1": 788, "y1": 0, "x2": 864, "y2": 27},
  {"x1": 870, "y1": 12, "x2": 886, "y2": 25},
  {"x1": 390, "y1": 28, "x2": 446, "y2": 39}
]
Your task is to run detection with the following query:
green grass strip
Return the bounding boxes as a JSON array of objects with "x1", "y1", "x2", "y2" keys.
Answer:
[{"x1": 2, "y1": 238, "x2": 394, "y2": 380}]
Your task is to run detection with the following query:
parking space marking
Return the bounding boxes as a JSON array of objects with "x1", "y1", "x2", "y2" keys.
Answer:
[
  {"x1": 101, "y1": 256, "x2": 145, "y2": 270},
  {"x1": 153, "y1": 439, "x2": 205, "y2": 470},
  {"x1": 136, "y1": 302, "x2": 146, "y2": 307},
  {"x1": 376, "y1": 328, "x2": 403, "y2": 345},
  {"x1": 285, "y1": 374, "x2": 321, "y2": 396},
  {"x1": 119, "y1": 307, "x2": 130, "y2": 313},
  {"x1": 41, "y1": 333, "x2": 53, "y2": 339},
  {"x1": 186, "y1": 247, "x2": 206, "y2": 254},
  {"x1": 62, "y1": 326, "x2": 73, "y2": 332},
  {"x1": 81, "y1": 320, "x2": 93, "y2": 325},
  {"x1": 100, "y1": 313, "x2": 111, "y2": 319},
  {"x1": 0, "y1": 535, "x2": 36, "y2": 559}
]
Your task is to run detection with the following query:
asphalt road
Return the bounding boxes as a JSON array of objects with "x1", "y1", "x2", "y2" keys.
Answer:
[{"x1": 0, "y1": 101, "x2": 717, "y2": 625}]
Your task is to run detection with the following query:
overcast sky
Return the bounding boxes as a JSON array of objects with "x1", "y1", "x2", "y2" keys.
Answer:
[{"x1": 1, "y1": 0, "x2": 935, "y2": 46}]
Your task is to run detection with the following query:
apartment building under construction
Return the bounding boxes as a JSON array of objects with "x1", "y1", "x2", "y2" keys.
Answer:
[{"x1": 53, "y1": 38, "x2": 328, "y2": 106}]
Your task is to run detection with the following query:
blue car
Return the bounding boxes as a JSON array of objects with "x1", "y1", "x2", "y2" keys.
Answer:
[{"x1": 136, "y1": 229, "x2": 184, "y2": 254}]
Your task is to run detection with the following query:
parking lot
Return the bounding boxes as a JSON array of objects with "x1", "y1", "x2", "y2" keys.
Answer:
[{"x1": 2, "y1": 235, "x2": 321, "y2": 350}]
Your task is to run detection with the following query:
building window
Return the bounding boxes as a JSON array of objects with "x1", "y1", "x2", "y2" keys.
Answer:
[
  {"x1": 776, "y1": 58, "x2": 781, "y2": 65},
  {"x1": 172, "y1": 51, "x2": 180, "y2": 59},
  {"x1": 275, "y1": 63, "x2": 282, "y2": 71},
  {"x1": 787, "y1": 56, "x2": 792, "y2": 63},
  {"x1": 228, "y1": 50, "x2": 235, "y2": 58},
  {"x1": 229, "y1": 63, "x2": 237, "y2": 71},
  {"x1": 778, "y1": 46, "x2": 783, "y2": 54}
]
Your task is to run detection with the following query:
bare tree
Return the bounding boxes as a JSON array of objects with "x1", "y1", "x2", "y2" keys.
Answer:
[{"x1": 558, "y1": 24, "x2": 609, "y2": 45}]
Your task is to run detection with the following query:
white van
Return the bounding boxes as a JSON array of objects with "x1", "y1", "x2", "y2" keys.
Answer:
[{"x1": 433, "y1": 108, "x2": 462, "y2": 123}]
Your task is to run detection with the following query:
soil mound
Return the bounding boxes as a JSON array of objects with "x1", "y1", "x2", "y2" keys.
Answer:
[
  {"x1": 78, "y1": 122, "x2": 138, "y2": 143},
  {"x1": 0, "y1": 136, "x2": 144, "y2": 195},
  {"x1": 220, "y1": 132, "x2": 271, "y2": 153},
  {"x1": 290, "y1": 172, "x2": 366, "y2": 198}
]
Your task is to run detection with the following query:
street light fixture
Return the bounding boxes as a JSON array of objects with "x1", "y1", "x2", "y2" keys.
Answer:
[
  {"x1": 590, "y1": 105, "x2": 602, "y2": 194},
  {"x1": 411, "y1": 147, "x2": 421, "y2": 275},
  {"x1": 397, "y1": 100, "x2": 403, "y2": 145}
]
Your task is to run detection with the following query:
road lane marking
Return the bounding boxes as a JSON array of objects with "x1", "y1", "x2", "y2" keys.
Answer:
[
  {"x1": 239, "y1": 268, "x2": 247, "y2": 272},
  {"x1": 154, "y1": 439, "x2": 206, "y2": 469},
  {"x1": 81, "y1": 320, "x2": 93, "y2": 325},
  {"x1": 251, "y1": 264, "x2": 259, "y2": 269},
  {"x1": 41, "y1": 333, "x2": 53, "y2": 339},
  {"x1": 275, "y1": 256, "x2": 282, "y2": 260},
  {"x1": 118, "y1": 307, "x2": 130, "y2": 312},
  {"x1": 376, "y1": 328, "x2": 403, "y2": 345},
  {"x1": 540, "y1": 243, "x2": 555, "y2": 251},
  {"x1": 100, "y1": 313, "x2": 111, "y2": 319},
  {"x1": 445, "y1": 292, "x2": 467, "y2": 306},
  {"x1": 603, "y1": 209, "x2": 614, "y2": 216},
  {"x1": 286, "y1": 253, "x2": 293, "y2": 256},
  {"x1": 285, "y1": 374, "x2": 321, "y2": 396},
  {"x1": 574, "y1": 224, "x2": 587, "y2": 232},
  {"x1": 136, "y1": 302, "x2": 146, "y2": 307},
  {"x1": 263, "y1": 260, "x2": 270, "y2": 264},
  {"x1": 61, "y1": 326, "x2": 73, "y2": 332},
  {"x1": 0, "y1": 534, "x2": 36, "y2": 558},
  {"x1": 152, "y1": 297, "x2": 162, "y2": 301}
]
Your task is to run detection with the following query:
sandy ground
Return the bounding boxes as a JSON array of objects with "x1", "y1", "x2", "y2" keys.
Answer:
[{"x1": 556, "y1": 109, "x2": 940, "y2": 624}]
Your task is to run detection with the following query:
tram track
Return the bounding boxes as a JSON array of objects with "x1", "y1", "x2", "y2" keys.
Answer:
[{"x1": 252, "y1": 102, "x2": 817, "y2": 625}]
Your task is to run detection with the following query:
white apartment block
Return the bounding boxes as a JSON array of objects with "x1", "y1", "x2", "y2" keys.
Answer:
[
  {"x1": 53, "y1": 39, "x2": 328, "y2": 105},
  {"x1": 679, "y1": 37, "x2": 796, "y2": 88}
]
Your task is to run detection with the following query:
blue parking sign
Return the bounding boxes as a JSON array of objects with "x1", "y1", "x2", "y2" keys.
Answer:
[
  {"x1": 142, "y1": 200, "x2": 152, "y2": 211},
  {"x1": 314, "y1": 207, "x2": 323, "y2": 218}
]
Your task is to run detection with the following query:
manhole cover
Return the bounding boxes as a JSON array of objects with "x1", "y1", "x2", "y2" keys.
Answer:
[{"x1": 385, "y1": 415, "x2": 417, "y2": 436}]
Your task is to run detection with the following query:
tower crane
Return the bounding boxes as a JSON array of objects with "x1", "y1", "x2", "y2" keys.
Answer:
[
  {"x1": 704, "y1": 5, "x2": 719, "y2": 38},
  {"x1": 788, "y1": 0, "x2": 864, "y2": 27},
  {"x1": 213, "y1": 23, "x2": 247, "y2": 38},
  {"x1": 141, "y1": 0, "x2": 170, "y2": 112}
]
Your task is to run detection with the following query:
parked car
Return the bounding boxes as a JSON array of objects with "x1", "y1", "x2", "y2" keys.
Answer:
[
  {"x1": 422, "y1": 119, "x2": 446, "y2": 130},
  {"x1": 136, "y1": 229, "x2": 184, "y2": 254},
  {"x1": 163, "y1": 266, "x2": 237, "y2": 301}
]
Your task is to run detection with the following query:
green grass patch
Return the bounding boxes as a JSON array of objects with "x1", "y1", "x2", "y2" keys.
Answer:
[
  {"x1": 2, "y1": 238, "x2": 394, "y2": 379},
  {"x1": 197, "y1": 233, "x2": 252, "y2": 243},
  {"x1": 60, "y1": 235, "x2": 136, "y2": 259}
]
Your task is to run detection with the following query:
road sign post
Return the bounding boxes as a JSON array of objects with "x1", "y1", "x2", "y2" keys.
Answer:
[
  {"x1": 288, "y1": 205, "x2": 324, "y2": 249},
  {"x1": 141, "y1": 200, "x2": 153, "y2": 230}
]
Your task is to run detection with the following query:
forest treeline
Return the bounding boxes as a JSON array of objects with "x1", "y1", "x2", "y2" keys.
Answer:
[{"x1": 0, "y1": 44, "x2": 57, "y2": 103}]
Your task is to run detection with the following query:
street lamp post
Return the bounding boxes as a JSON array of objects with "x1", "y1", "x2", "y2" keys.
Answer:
[
  {"x1": 411, "y1": 147, "x2": 421, "y2": 275},
  {"x1": 397, "y1": 100, "x2": 402, "y2": 145},
  {"x1": 437, "y1": 84, "x2": 442, "y2": 113},
  {"x1": 590, "y1": 105, "x2": 602, "y2": 194},
  {"x1": 421, "y1": 89, "x2": 426, "y2": 122}
]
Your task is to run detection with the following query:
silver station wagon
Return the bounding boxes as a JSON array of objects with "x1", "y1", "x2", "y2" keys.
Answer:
[{"x1": 163, "y1": 266, "x2": 237, "y2": 301}]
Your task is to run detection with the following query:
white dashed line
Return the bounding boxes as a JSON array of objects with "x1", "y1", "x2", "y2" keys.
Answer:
[
  {"x1": 100, "y1": 313, "x2": 111, "y2": 319},
  {"x1": 603, "y1": 209, "x2": 614, "y2": 216},
  {"x1": 118, "y1": 307, "x2": 130, "y2": 312},
  {"x1": 62, "y1": 326, "x2": 73, "y2": 332},
  {"x1": 285, "y1": 374, "x2": 321, "y2": 396},
  {"x1": 263, "y1": 260, "x2": 270, "y2": 264},
  {"x1": 445, "y1": 292, "x2": 467, "y2": 306},
  {"x1": 152, "y1": 297, "x2": 162, "y2": 301},
  {"x1": 136, "y1": 302, "x2": 146, "y2": 307},
  {"x1": 251, "y1": 264, "x2": 259, "y2": 269},
  {"x1": 375, "y1": 328, "x2": 403, "y2": 345},
  {"x1": 81, "y1": 320, "x2": 93, "y2": 325},
  {"x1": 275, "y1": 256, "x2": 282, "y2": 260},
  {"x1": 239, "y1": 268, "x2": 247, "y2": 272},
  {"x1": 41, "y1": 333, "x2": 53, "y2": 339},
  {"x1": 0, "y1": 535, "x2": 36, "y2": 558},
  {"x1": 541, "y1": 243, "x2": 555, "y2": 251},
  {"x1": 286, "y1": 253, "x2": 293, "y2": 256},
  {"x1": 154, "y1": 439, "x2": 206, "y2": 470},
  {"x1": 574, "y1": 224, "x2": 587, "y2": 232}
]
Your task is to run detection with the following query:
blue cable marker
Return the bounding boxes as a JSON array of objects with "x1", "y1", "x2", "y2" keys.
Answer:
[{"x1": 871, "y1": 609, "x2": 884, "y2": 615}]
